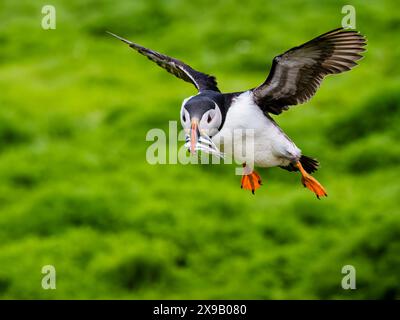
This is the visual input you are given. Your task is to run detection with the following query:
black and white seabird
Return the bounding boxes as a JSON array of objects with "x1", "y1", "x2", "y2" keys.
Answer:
[{"x1": 108, "y1": 28, "x2": 366, "y2": 198}]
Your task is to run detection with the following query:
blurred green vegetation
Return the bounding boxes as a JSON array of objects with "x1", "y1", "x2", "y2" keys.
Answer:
[{"x1": 0, "y1": 0, "x2": 399, "y2": 299}]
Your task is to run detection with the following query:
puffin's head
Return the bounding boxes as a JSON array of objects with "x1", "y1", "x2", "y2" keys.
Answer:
[{"x1": 180, "y1": 92, "x2": 224, "y2": 154}]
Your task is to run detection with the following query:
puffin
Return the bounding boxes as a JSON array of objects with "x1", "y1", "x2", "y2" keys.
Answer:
[{"x1": 108, "y1": 28, "x2": 366, "y2": 198}]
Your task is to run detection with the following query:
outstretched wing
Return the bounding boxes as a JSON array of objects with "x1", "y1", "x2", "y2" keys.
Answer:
[
  {"x1": 107, "y1": 32, "x2": 219, "y2": 92},
  {"x1": 253, "y1": 28, "x2": 366, "y2": 115}
]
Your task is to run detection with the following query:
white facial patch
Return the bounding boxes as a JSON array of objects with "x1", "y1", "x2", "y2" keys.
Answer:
[
  {"x1": 199, "y1": 102, "x2": 222, "y2": 137},
  {"x1": 180, "y1": 96, "x2": 194, "y2": 130}
]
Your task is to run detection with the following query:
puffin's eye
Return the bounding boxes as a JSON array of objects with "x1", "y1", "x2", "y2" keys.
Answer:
[
  {"x1": 207, "y1": 113, "x2": 212, "y2": 123},
  {"x1": 182, "y1": 114, "x2": 186, "y2": 122}
]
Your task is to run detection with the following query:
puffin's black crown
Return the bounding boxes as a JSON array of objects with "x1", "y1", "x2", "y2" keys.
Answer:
[{"x1": 183, "y1": 91, "x2": 225, "y2": 120}]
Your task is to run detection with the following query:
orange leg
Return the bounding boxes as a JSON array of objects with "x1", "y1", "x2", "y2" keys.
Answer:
[
  {"x1": 240, "y1": 163, "x2": 262, "y2": 194},
  {"x1": 296, "y1": 161, "x2": 327, "y2": 199}
]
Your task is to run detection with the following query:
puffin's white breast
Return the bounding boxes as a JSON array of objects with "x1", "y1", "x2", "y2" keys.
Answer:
[{"x1": 212, "y1": 91, "x2": 301, "y2": 168}]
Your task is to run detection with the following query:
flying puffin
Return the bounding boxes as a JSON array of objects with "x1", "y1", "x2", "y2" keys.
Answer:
[{"x1": 108, "y1": 28, "x2": 366, "y2": 198}]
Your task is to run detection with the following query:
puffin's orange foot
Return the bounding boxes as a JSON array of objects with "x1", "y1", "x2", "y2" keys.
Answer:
[
  {"x1": 296, "y1": 161, "x2": 327, "y2": 199},
  {"x1": 301, "y1": 175, "x2": 327, "y2": 199},
  {"x1": 241, "y1": 171, "x2": 262, "y2": 195}
]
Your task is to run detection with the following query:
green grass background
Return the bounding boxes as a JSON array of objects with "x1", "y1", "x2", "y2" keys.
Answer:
[{"x1": 0, "y1": 0, "x2": 399, "y2": 299}]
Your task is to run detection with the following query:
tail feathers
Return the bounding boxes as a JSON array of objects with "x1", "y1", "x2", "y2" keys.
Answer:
[
  {"x1": 280, "y1": 155, "x2": 320, "y2": 174},
  {"x1": 300, "y1": 155, "x2": 319, "y2": 174}
]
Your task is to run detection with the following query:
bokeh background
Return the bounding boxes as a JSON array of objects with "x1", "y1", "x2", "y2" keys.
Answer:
[{"x1": 0, "y1": 0, "x2": 399, "y2": 299}]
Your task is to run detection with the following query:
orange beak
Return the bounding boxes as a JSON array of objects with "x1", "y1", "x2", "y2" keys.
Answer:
[{"x1": 190, "y1": 119, "x2": 199, "y2": 154}]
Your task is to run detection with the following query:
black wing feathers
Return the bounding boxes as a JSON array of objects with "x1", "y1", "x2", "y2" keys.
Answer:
[
  {"x1": 107, "y1": 32, "x2": 219, "y2": 92},
  {"x1": 253, "y1": 28, "x2": 366, "y2": 115}
]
